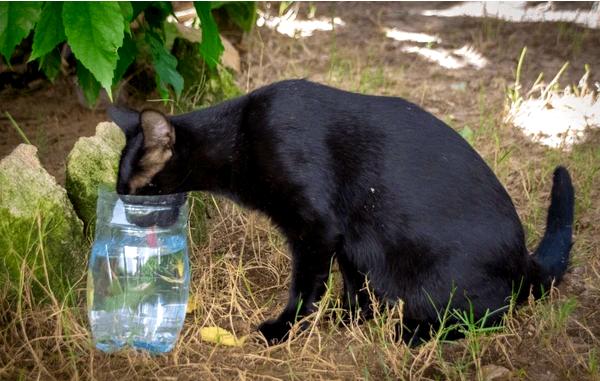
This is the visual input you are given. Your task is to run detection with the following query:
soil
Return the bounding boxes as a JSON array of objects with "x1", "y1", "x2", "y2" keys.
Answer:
[{"x1": 1, "y1": 2, "x2": 599, "y2": 380}]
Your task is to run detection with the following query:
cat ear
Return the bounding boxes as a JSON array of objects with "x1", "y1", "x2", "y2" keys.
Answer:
[
  {"x1": 126, "y1": 110, "x2": 175, "y2": 193},
  {"x1": 140, "y1": 109, "x2": 175, "y2": 148},
  {"x1": 108, "y1": 106, "x2": 139, "y2": 138}
]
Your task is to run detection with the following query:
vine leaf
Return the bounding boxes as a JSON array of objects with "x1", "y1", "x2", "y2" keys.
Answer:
[
  {"x1": 39, "y1": 48, "x2": 62, "y2": 82},
  {"x1": 30, "y1": 2, "x2": 65, "y2": 61},
  {"x1": 118, "y1": 2, "x2": 133, "y2": 35},
  {"x1": 63, "y1": 2, "x2": 124, "y2": 97},
  {"x1": 194, "y1": 2, "x2": 224, "y2": 69},
  {"x1": 112, "y1": 33, "x2": 137, "y2": 86},
  {"x1": 0, "y1": 2, "x2": 42, "y2": 62},
  {"x1": 77, "y1": 61, "x2": 101, "y2": 106},
  {"x1": 146, "y1": 32, "x2": 184, "y2": 99}
]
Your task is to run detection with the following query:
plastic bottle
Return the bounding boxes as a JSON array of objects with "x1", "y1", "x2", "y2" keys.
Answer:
[{"x1": 87, "y1": 188, "x2": 190, "y2": 353}]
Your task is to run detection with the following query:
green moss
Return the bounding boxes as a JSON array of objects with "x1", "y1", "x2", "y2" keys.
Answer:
[
  {"x1": 65, "y1": 122, "x2": 125, "y2": 236},
  {"x1": 0, "y1": 145, "x2": 84, "y2": 302},
  {"x1": 210, "y1": 66, "x2": 242, "y2": 100}
]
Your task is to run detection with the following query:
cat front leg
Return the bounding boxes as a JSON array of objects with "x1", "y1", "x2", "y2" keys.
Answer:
[{"x1": 258, "y1": 238, "x2": 334, "y2": 345}]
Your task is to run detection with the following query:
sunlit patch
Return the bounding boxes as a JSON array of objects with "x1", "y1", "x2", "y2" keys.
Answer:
[
  {"x1": 508, "y1": 90, "x2": 600, "y2": 149},
  {"x1": 172, "y1": 7, "x2": 197, "y2": 27},
  {"x1": 384, "y1": 28, "x2": 441, "y2": 43},
  {"x1": 256, "y1": 11, "x2": 345, "y2": 38},
  {"x1": 400, "y1": 44, "x2": 488, "y2": 70},
  {"x1": 452, "y1": 46, "x2": 488, "y2": 69},
  {"x1": 422, "y1": 1, "x2": 600, "y2": 29},
  {"x1": 507, "y1": 64, "x2": 600, "y2": 150},
  {"x1": 384, "y1": 26, "x2": 487, "y2": 70}
]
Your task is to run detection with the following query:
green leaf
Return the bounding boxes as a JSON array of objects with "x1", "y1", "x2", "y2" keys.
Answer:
[
  {"x1": 0, "y1": 2, "x2": 43, "y2": 62},
  {"x1": 194, "y1": 2, "x2": 224, "y2": 69},
  {"x1": 112, "y1": 33, "x2": 137, "y2": 86},
  {"x1": 39, "y1": 48, "x2": 62, "y2": 82},
  {"x1": 459, "y1": 126, "x2": 475, "y2": 145},
  {"x1": 118, "y1": 2, "x2": 133, "y2": 35},
  {"x1": 146, "y1": 32, "x2": 184, "y2": 98},
  {"x1": 223, "y1": 2, "x2": 257, "y2": 32},
  {"x1": 63, "y1": 2, "x2": 124, "y2": 95},
  {"x1": 209, "y1": 2, "x2": 227, "y2": 10},
  {"x1": 77, "y1": 61, "x2": 101, "y2": 106},
  {"x1": 30, "y1": 2, "x2": 65, "y2": 61}
]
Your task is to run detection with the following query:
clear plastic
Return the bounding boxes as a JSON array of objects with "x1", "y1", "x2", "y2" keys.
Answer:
[{"x1": 87, "y1": 188, "x2": 190, "y2": 353}]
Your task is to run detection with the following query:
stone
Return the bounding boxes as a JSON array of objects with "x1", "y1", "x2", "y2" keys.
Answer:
[
  {"x1": 65, "y1": 122, "x2": 125, "y2": 235},
  {"x1": 0, "y1": 144, "x2": 85, "y2": 300},
  {"x1": 481, "y1": 364, "x2": 511, "y2": 381}
]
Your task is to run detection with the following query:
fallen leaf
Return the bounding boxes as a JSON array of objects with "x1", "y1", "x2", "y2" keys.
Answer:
[{"x1": 200, "y1": 326, "x2": 246, "y2": 347}]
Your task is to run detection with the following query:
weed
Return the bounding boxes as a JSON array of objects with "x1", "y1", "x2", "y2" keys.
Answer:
[
  {"x1": 506, "y1": 46, "x2": 528, "y2": 108},
  {"x1": 587, "y1": 348, "x2": 599, "y2": 377}
]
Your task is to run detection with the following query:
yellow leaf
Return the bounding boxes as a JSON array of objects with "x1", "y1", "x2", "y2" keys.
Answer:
[
  {"x1": 186, "y1": 296, "x2": 197, "y2": 314},
  {"x1": 200, "y1": 326, "x2": 246, "y2": 347}
]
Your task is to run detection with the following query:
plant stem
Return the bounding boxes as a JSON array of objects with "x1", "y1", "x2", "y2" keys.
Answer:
[{"x1": 4, "y1": 111, "x2": 31, "y2": 145}]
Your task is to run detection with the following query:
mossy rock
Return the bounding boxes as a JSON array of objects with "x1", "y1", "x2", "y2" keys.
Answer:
[
  {"x1": 66, "y1": 122, "x2": 125, "y2": 236},
  {"x1": 0, "y1": 145, "x2": 85, "y2": 301}
]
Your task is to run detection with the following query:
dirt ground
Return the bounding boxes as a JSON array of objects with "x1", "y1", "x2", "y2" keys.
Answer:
[{"x1": 1, "y1": 2, "x2": 599, "y2": 380}]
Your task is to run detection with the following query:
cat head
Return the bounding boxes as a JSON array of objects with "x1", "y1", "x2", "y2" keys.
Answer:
[
  {"x1": 109, "y1": 106, "x2": 188, "y2": 226},
  {"x1": 109, "y1": 106, "x2": 188, "y2": 196}
]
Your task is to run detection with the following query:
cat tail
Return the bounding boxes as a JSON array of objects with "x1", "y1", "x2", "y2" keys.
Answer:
[{"x1": 530, "y1": 166, "x2": 574, "y2": 295}]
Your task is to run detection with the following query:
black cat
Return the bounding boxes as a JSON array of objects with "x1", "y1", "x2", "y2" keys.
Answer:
[{"x1": 109, "y1": 79, "x2": 574, "y2": 344}]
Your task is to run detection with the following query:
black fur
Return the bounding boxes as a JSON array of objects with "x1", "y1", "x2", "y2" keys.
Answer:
[{"x1": 109, "y1": 79, "x2": 575, "y2": 344}]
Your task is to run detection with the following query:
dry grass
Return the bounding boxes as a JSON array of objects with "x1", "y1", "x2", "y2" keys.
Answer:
[
  {"x1": 2, "y1": 165, "x2": 598, "y2": 380},
  {"x1": 2, "y1": 3, "x2": 600, "y2": 380}
]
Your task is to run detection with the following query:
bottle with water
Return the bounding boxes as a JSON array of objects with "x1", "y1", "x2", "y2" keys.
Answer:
[{"x1": 87, "y1": 188, "x2": 190, "y2": 353}]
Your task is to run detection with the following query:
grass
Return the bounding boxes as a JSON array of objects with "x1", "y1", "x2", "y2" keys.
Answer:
[
  {"x1": 4, "y1": 111, "x2": 31, "y2": 145},
  {"x1": 2, "y1": 4, "x2": 600, "y2": 379}
]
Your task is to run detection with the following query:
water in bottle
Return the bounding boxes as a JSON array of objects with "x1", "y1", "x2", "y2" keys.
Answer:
[{"x1": 87, "y1": 189, "x2": 190, "y2": 353}]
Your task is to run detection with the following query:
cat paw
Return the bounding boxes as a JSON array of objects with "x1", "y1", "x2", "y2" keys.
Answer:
[{"x1": 257, "y1": 318, "x2": 292, "y2": 345}]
